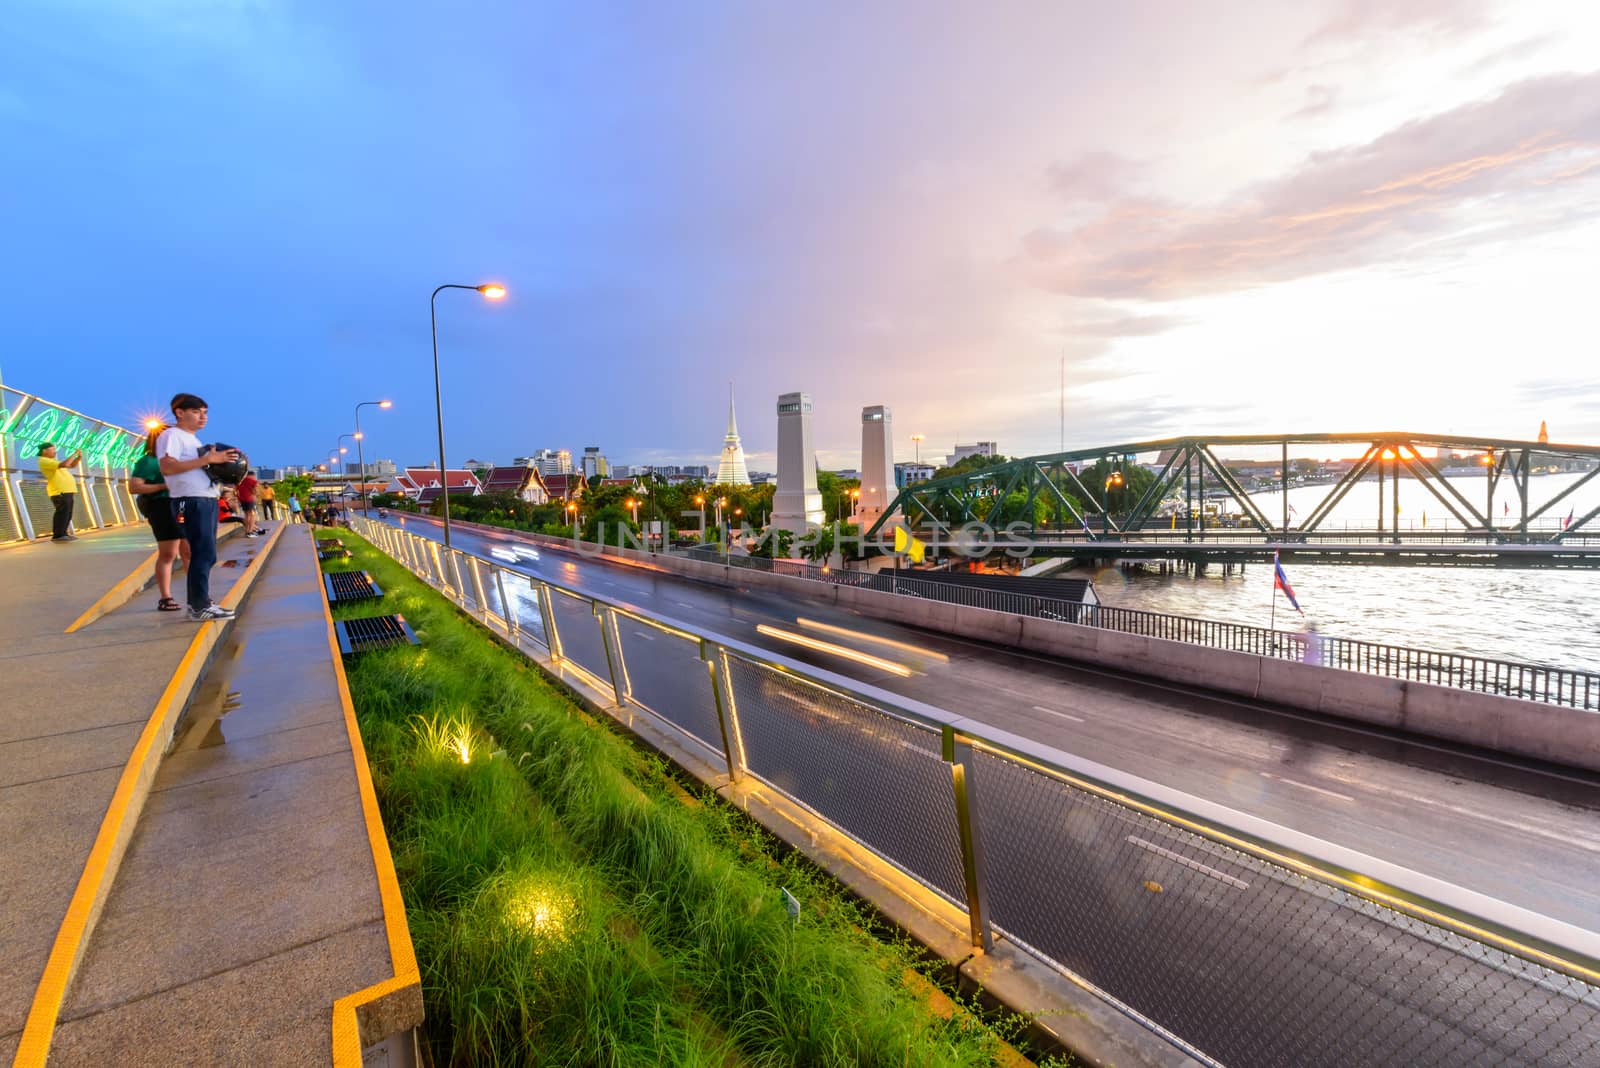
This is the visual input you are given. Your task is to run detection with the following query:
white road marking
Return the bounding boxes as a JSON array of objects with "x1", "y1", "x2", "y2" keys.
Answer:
[
  {"x1": 633, "y1": 631, "x2": 656, "y2": 641},
  {"x1": 1328, "y1": 777, "x2": 1600, "y2": 855},
  {"x1": 1126, "y1": 836, "x2": 1250, "y2": 890},
  {"x1": 674, "y1": 601, "x2": 695, "y2": 609},
  {"x1": 1259, "y1": 772, "x2": 1355, "y2": 803},
  {"x1": 1032, "y1": 704, "x2": 1085, "y2": 723}
]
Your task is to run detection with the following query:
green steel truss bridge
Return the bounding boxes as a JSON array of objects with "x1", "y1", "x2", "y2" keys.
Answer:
[{"x1": 865, "y1": 432, "x2": 1600, "y2": 567}]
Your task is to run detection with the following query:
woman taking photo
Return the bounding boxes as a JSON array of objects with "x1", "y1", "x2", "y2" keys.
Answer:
[{"x1": 128, "y1": 425, "x2": 190, "y2": 611}]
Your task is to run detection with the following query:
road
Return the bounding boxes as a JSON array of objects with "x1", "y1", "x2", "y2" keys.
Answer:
[
  {"x1": 385, "y1": 515, "x2": 1600, "y2": 926},
  {"x1": 376, "y1": 516, "x2": 1600, "y2": 1064}
]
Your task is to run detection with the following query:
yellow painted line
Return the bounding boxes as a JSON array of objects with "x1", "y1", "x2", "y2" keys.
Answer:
[
  {"x1": 319, "y1": 533, "x2": 421, "y2": 1066},
  {"x1": 64, "y1": 549, "x2": 159, "y2": 633},
  {"x1": 12, "y1": 523, "x2": 284, "y2": 1068}
]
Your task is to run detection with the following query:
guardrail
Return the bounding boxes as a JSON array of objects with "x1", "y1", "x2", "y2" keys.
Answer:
[
  {"x1": 353, "y1": 515, "x2": 1600, "y2": 1068},
  {"x1": 0, "y1": 386, "x2": 145, "y2": 544},
  {"x1": 686, "y1": 547, "x2": 1600, "y2": 713}
]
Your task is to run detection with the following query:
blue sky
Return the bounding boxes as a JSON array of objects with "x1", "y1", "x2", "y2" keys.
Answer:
[{"x1": 4, "y1": 1, "x2": 1599, "y2": 472}]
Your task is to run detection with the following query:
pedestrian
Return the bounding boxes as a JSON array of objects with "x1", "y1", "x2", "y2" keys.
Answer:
[
  {"x1": 1303, "y1": 621, "x2": 1325, "y2": 666},
  {"x1": 36, "y1": 442, "x2": 84, "y2": 542},
  {"x1": 260, "y1": 481, "x2": 277, "y2": 521},
  {"x1": 288, "y1": 495, "x2": 303, "y2": 524},
  {"x1": 237, "y1": 469, "x2": 262, "y2": 537},
  {"x1": 157, "y1": 393, "x2": 241, "y2": 622},
  {"x1": 128, "y1": 425, "x2": 190, "y2": 611}
]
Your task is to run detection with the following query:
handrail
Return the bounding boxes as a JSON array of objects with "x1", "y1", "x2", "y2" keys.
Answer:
[{"x1": 352, "y1": 515, "x2": 1600, "y2": 990}]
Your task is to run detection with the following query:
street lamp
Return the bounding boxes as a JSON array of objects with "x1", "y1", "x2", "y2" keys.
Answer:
[
  {"x1": 566, "y1": 500, "x2": 579, "y2": 539},
  {"x1": 910, "y1": 433, "x2": 924, "y2": 464},
  {"x1": 627, "y1": 497, "x2": 638, "y2": 525},
  {"x1": 355, "y1": 399, "x2": 392, "y2": 517},
  {"x1": 694, "y1": 494, "x2": 705, "y2": 538},
  {"x1": 432, "y1": 282, "x2": 507, "y2": 550}
]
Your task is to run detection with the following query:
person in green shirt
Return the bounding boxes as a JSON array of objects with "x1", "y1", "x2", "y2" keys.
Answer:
[
  {"x1": 128, "y1": 426, "x2": 190, "y2": 611},
  {"x1": 37, "y1": 442, "x2": 83, "y2": 542}
]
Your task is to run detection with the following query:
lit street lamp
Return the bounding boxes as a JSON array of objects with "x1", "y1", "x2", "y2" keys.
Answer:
[
  {"x1": 910, "y1": 433, "x2": 924, "y2": 464},
  {"x1": 355, "y1": 399, "x2": 392, "y2": 517},
  {"x1": 432, "y1": 282, "x2": 507, "y2": 550},
  {"x1": 566, "y1": 500, "x2": 579, "y2": 539},
  {"x1": 627, "y1": 497, "x2": 638, "y2": 525}
]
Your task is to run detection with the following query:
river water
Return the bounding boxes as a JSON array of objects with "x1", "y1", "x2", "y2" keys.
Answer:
[{"x1": 1079, "y1": 472, "x2": 1600, "y2": 674}]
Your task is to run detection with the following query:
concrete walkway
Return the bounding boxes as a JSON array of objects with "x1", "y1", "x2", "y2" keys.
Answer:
[{"x1": 1, "y1": 523, "x2": 419, "y2": 1065}]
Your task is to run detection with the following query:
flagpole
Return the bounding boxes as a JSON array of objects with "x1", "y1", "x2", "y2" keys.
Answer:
[{"x1": 1270, "y1": 550, "x2": 1278, "y2": 650}]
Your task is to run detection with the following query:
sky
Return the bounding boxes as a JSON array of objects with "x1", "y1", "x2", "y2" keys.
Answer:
[{"x1": 3, "y1": 0, "x2": 1599, "y2": 473}]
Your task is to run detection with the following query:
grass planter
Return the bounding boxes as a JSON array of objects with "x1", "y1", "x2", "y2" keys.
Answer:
[{"x1": 321, "y1": 533, "x2": 1060, "y2": 1067}]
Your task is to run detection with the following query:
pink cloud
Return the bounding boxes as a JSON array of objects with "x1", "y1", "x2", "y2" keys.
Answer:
[{"x1": 1023, "y1": 71, "x2": 1600, "y2": 301}]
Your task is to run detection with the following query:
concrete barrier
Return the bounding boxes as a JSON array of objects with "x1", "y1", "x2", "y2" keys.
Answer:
[{"x1": 405, "y1": 517, "x2": 1600, "y2": 773}]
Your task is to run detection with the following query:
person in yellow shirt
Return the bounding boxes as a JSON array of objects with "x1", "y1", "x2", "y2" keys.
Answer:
[{"x1": 37, "y1": 442, "x2": 84, "y2": 542}]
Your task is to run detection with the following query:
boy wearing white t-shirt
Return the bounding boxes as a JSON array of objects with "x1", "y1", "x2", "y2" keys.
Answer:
[{"x1": 157, "y1": 392, "x2": 240, "y2": 621}]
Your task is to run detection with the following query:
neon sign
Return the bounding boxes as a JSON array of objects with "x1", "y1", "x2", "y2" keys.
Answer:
[{"x1": 0, "y1": 401, "x2": 143, "y2": 469}]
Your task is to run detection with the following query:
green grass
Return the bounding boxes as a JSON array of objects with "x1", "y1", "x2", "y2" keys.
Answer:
[{"x1": 321, "y1": 532, "x2": 1063, "y2": 1067}]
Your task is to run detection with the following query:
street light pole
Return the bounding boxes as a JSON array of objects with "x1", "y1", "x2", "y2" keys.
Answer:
[
  {"x1": 431, "y1": 282, "x2": 506, "y2": 551},
  {"x1": 354, "y1": 399, "x2": 392, "y2": 517}
]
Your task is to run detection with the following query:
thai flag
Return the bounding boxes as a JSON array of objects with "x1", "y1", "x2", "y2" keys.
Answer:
[
  {"x1": 1273, "y1": 552, "x2": 1303, "y2": 613},
  {"x1": 1565, "y1": 508, "x2": 1575, "y2": 530}
]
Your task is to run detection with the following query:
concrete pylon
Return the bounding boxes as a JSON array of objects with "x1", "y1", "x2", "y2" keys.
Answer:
[
  {"x1": 771, "y1": 391, "x2": 823, "y2": 536},
  {"x1": 856, "y1": 405, "x2": 897, "y2": 532}
]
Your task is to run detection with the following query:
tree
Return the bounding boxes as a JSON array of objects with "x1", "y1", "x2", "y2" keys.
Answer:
[{"x1": 273, "y1": 474, "x2": 314, "y2": 503}]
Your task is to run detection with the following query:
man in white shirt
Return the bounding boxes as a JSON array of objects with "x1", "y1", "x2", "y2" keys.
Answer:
[{"x1": 157, "y1": 392, "x2": 240, "y2": 621}]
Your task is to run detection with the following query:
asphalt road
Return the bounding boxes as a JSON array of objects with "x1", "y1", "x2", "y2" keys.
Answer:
[{"x1": 376, "y1": 516, "x2": 1600, "y2": 1065}]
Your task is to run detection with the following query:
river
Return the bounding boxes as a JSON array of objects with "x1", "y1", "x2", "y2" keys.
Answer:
[{"x1": 1079, "y1": 472, "x2": 1600, "y2": 674}]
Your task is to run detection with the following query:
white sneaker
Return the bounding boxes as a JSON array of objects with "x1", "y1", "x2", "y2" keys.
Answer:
[{"x1": 188, "y1": 603, "x2": 236, "y2": 622}]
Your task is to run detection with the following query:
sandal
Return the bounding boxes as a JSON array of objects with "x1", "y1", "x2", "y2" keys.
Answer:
[{"x1": 158, "y1": 597, "x2": 182, "y2": 612}]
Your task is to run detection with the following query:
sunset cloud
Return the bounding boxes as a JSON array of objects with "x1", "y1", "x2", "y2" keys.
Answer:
[{"x1": 1023, "y1": 71, "x2": 1600, "y2": 303}]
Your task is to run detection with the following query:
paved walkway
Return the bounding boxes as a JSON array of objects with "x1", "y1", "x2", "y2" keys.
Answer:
[{"x1": 1, "y1": 524, "x2": 418, "y2": 1065}]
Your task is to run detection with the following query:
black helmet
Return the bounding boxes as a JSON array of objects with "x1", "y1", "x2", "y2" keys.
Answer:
[{"x1": 205, "y1": 444, "x2": 249, "y2": 485}]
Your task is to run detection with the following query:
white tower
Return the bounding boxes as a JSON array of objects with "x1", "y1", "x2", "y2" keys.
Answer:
[
  {"x1": 716, "y1": 384, "x2": 751, "y2": 485},
  {"x1": 856, "y1": 405, "x2": 896, "y2": 531},
  {"x1": 771, "y1": 391, "x2": 823, "y2": 535}
]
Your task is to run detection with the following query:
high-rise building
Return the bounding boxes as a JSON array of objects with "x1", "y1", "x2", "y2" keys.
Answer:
[
  {"x1": 946, "y1": 441, "x2": 998, "y2": 466},
  {"x1": 581, "y1": 446, "x2": 609, "y2": 479},
  {"x1": 716, "y1": 385, "x2": 751, "y2": 485},
  {"x1": 516, "y1": 449, "x2": 573, "y2": 477},
  {"x1": 772, "y1": 392, "x2": 823, "y2": 536},
  {"x1": 856, "y1": 405, "x2": 897, "y2": 531}
]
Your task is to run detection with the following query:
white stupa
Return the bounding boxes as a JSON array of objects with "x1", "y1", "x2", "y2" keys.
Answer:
[{"x1": 716, "y1": 384, "x2": 751, "y2": 485}]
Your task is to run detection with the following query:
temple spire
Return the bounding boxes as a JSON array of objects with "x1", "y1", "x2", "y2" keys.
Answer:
[{"x1": 716, "y1": 382, "x2": 751, "y2": 484}]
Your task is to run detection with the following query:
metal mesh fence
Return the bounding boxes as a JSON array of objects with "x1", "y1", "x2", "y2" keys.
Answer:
[
  {"x1": 90, "y1": 480, "x2": 117, "y2": 527},
  {"x1": 545, "y1": 585, "x2": 613, "y2": 685},
  {"x1": 967, "y1": 747, "x2": 1600, "y2": 1068},
  {"x1": 615, "y1": 617, "x2": 722, "y2": 756},
  {"x1": 722, "y1": 653, "x2": 968, "y2": 906},
  {"x1": 19, "y1": 480, "x2": 53, "y2": 537},
  {"x1": 0, "y1": 482, "x2": 23, "y2": 542},
  {"x1": 350, "y1": 517, "x2": 1600, "y2": 1068}
]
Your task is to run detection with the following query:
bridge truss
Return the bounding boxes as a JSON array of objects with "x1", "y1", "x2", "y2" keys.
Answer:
[{"x1": 866, "y1": 432, "x2": 1600, "y2": 548}]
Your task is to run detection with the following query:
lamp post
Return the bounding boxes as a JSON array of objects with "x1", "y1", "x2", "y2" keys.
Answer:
[
  {"x1": 911, "y1": 433, "x2": 924, "y2": 464},
  {"x1": 355, "y1": 399, "x2": 392, "y2": 517},
  {"x1": 567, "y1": 500, "x2": 579, "y2": 539},
  {"x1": 432, "y1": 282, "x2": 506, "y2": 550},
  {"x1": 694, "y1": 494, "x2": 705, "y2": 539},
  {"x1": 627, "y1": 497, "x2": 639, "y2": 525},
  {"x1": 1102, "y1": 468, "x2": 1124, "y2": 535}
]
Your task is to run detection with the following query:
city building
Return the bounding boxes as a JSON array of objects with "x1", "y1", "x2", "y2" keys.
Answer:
[
  {"x1": 581, "y1": 446, "x2": 609, "y2": 479},
  {"x1": 772, "y1": 391, "x2": 824, "y2": 536},
  {"x1": 610, "y1": 464, "x2": 633, "y2": 478},
  {"x1": 894, "y1": 462, "x2": 937, "y2": 487},
  {"x1": 370, "y1": 458, "x2": 397, "y2": 477},
  {"x1": 947, "y1": 441, "x2": 998, "y2": 466},
  {"x1": 748, "y1": 470, "x2": 774, "y2": 485},
  {"x1": 515, "y1": 448, "x2": 573, "y2": 477},
  {"x1": 716, "y1": 386, "x2": 751, "y2": 485},
  {"x1": 255, "y1": 467, "x2": 282, "y2": 482}
]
